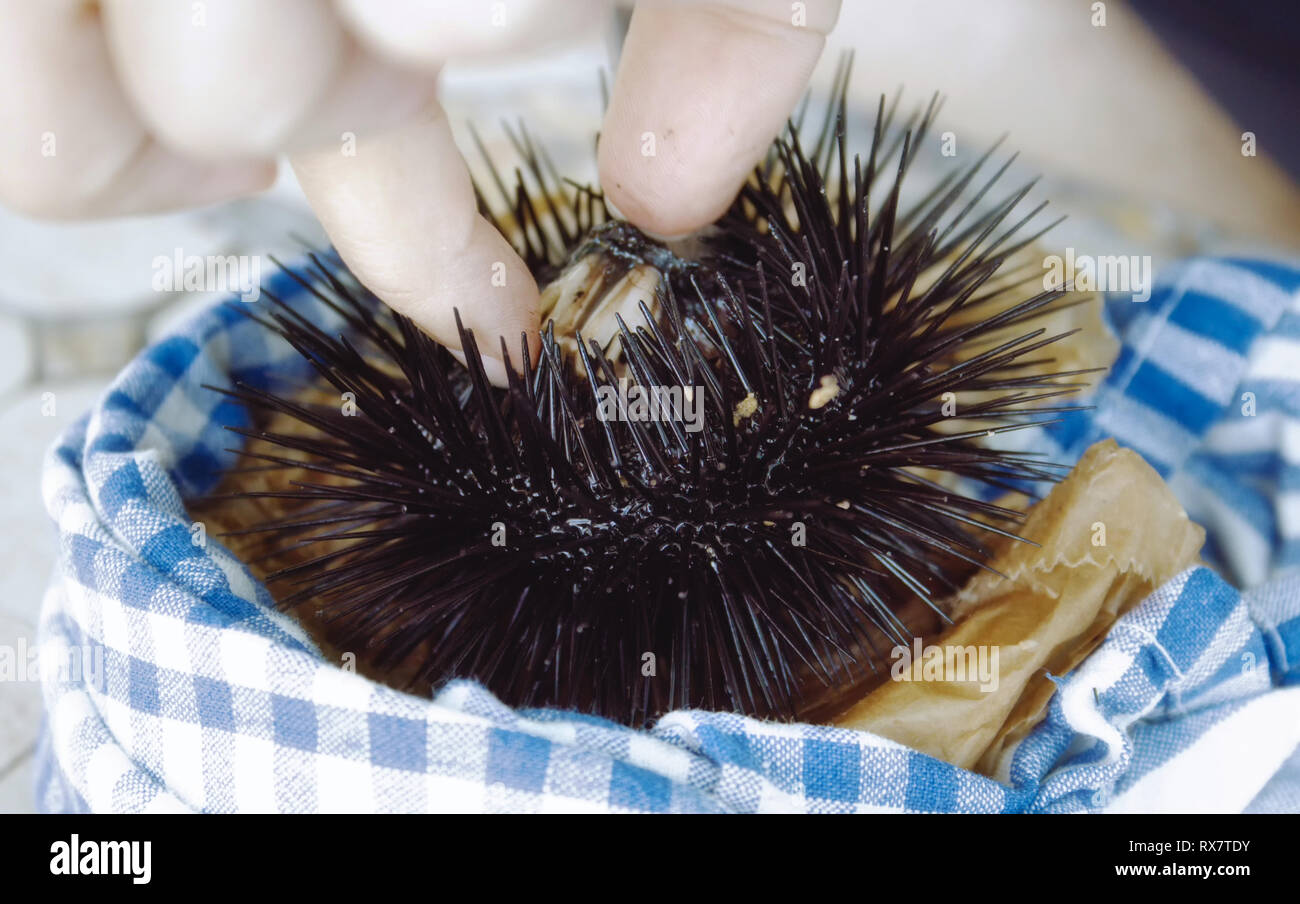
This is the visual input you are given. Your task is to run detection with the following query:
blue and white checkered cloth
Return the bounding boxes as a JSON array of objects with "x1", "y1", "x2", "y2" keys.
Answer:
[{"x1": 35, "y1": 257, "x2": 1300, "y2": 813}]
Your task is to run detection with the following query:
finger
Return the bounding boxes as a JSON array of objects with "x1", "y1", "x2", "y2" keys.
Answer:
[
  {"x1": 333, "y1": 0, "x2": 607, "y2": 69},
  {"x1": 0, "y1": 0, "x2": 274, "y2": 218},
  {"x1": 291, "y1": 102, "x2": 540, "y2": 386},
  {"x1": 102, "y1": 0, "x2": 435, "y2": 159},
  {"x1": 598, "y1": 0, "x2": 839, "y2": 237}
]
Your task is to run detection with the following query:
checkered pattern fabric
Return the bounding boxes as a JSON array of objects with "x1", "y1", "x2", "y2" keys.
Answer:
[{"x1": 35, "y1": 257, "x2": 1300, "y2": 813}]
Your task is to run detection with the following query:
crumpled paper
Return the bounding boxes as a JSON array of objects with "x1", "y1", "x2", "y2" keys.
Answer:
[{"x1": 832, "y1": 439, "x2": 1205, "y2": 776}]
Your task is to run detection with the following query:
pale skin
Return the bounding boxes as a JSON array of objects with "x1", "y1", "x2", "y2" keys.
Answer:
[{"x1": 0, "y1": 0, "x2": 841, "y2": 384}]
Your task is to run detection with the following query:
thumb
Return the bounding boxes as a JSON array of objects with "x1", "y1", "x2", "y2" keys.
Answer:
[
  {"x1": 599, "y1": 0, "x2": 840, "y2": 238},
  {"x1": 290, "y1": 102, "x2": 539, "y2": 386}
]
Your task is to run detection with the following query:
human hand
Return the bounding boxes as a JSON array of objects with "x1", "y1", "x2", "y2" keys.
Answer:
[{"x1": 0, "y1": 0, "x2": 840, "y2": 383}]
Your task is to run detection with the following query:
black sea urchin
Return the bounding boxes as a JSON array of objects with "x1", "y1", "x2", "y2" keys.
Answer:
[{"x1": 210, "y1": 72, "x2": 1092, "y2": 726}]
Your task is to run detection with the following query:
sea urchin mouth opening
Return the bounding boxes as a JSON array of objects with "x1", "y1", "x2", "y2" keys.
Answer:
[
  {"x1": 208, "y1": 80, "x2": 1092, "y2": 727},
  {"x1": 538, "y1": 221, "x2": 685, "y2": 364}
]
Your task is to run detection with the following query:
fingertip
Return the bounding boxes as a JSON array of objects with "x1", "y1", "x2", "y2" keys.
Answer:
[
  {"x1": 411, "y1": 227, "x2": 542, "y2": 386},
  {"x1": 598, "y1": 134, "x2": 738, "y2": 239},
  {"x1": 448, "y1": 319, "x2": 540, "y2": 388},
  {"x1": 380, "y1": 230, "x2": 541, "y2": 388},
  {"x1": 449, "y1": 224, "x2": 540, "y2": 383},
  {"x1": 291, "y1": 103, "x2": 541, "y2": 388},
  {"x1": 599, "y1": 0, "x2": 832, "y2": 237}
]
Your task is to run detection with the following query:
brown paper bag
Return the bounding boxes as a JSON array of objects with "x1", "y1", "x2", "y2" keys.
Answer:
[{"x1": 832, "y1": 439, "x2": 1204, "y2": 776}]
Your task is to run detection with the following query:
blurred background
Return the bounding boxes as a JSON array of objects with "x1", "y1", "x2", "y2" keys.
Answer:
[{"x1": 1, "y1": 0, "x2": 1298, "y2": 811}]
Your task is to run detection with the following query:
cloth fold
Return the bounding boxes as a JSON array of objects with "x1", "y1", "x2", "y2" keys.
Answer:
[{"x1": 35, "y1": 256, "x2": 1300, "y2": 813}]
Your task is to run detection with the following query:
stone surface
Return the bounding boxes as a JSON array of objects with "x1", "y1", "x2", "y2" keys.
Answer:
[
  {"x1": 0, "y1": 378, "x2": 107, "y2": 814},
  {"x1": 0, "y1": 380, "x2": 106, "y2": 626},
  {"x1": 0, "y1": 752, "x2": 35, "y2": 814},
  {"x1": 0, "y1": 314, "x2": 33, "y2": 400},
  {"x1": 0, "y1": 203, "x2": 235, "y2": 319},
  {"x1": 0, "y1": 609, "x2": 42, "y2": 813}
]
